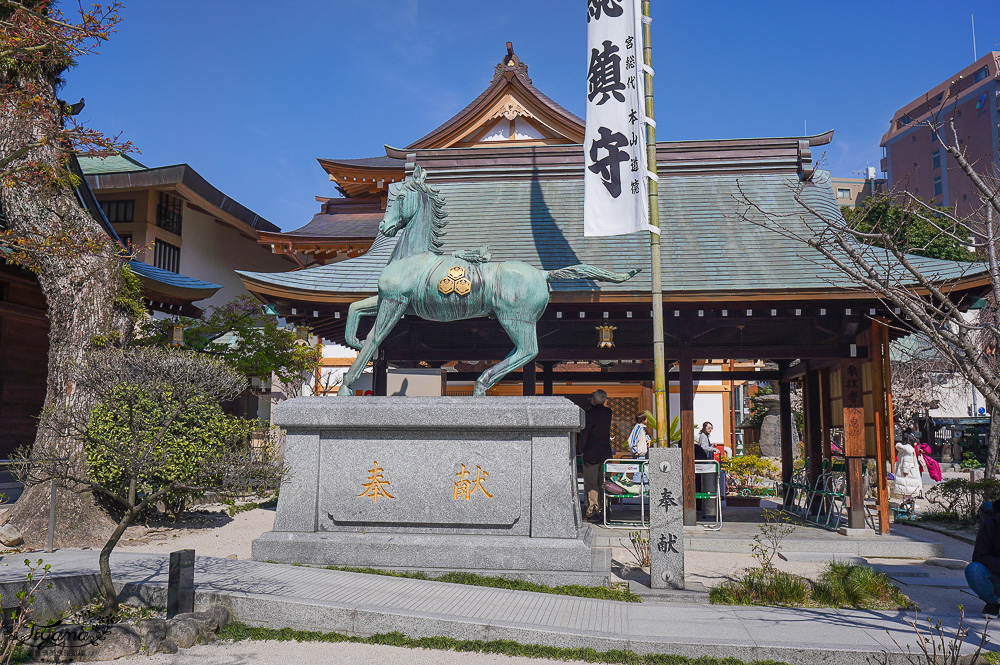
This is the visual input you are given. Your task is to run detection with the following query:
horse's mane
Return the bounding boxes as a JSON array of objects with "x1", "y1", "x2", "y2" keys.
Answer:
[{"x1": 402, "y1": 177, "x2": 449, "y2": 255}]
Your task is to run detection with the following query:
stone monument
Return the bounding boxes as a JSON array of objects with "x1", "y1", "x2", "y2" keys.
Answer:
[
  {"x1": 756, "y1": 394, "x2": 782, "y2": 457},
  {"x1": 252, "y1": 396, "x2": 610, "y2": 585},
  {"x1": 648, "y1": 447, "x2": 685, "y2": 589}
]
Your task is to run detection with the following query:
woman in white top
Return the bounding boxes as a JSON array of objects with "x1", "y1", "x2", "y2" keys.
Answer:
[
  {"x1": 628, "y1": 412, "x2": 650, "y2": 458},
  {"x1": 894, "y1": 440, "x2": 924, "y2": 497}
]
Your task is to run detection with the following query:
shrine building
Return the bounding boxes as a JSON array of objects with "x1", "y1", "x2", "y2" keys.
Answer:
[{"x1": 238, "y1": 45, "x2": 992, "y2": 531}]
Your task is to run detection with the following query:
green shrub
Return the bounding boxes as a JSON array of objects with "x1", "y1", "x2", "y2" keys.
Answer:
[
  {"x1": 86, "y1": 387, "x2": 253, "y2": 517},
  {"x1": 961, "y1": 451, "x2": 984, "y2": 470},
  {"x1": 721, "y1": 455, "x2": 780, "y2": 496},
  {"x1": 709, "y1": 569, "x2": 809, "y2": 606},
  {"x1": 925, "y1": 477, "x2": 1000, "y2": 525},
  {"x1": 710, "y1": 563, "x2": 911, "y2": 610},
  {"x1": 811, "y1": 562, "x2": 912, "y2": 609}
]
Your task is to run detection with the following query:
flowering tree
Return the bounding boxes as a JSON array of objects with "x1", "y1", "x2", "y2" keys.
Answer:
[
  {"x1": 737, "y1": 106, "x2": 999, "y2": 476},
  {"x1": 1, "y1": 0, "x2": 136, "y2": 543}
]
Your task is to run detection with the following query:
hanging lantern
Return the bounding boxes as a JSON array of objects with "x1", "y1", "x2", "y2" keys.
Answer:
[
  {"x1": 595, "y1": 325, "x2": 616, "y2": 349},
  {"x1": 169, "y1": 322, "x2": 185, "y2": 347},
  {"x1": 295, "y1": 324, "x2": 312, "y2": 341}
]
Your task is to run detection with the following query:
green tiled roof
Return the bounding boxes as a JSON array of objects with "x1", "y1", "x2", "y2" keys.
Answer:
[
  {"x1": 77, "y1": 154, "x2": 147, "y2": 174},
  {"x1": 238, "y1": 170, "x2": 985, "y2": 297}
]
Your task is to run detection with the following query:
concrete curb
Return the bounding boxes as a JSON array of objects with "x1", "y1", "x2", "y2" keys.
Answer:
[
  {"x1": 18, "y1": 551, "x2": 993, "y2": 665},
  {"x1": 903, "y1": 520, "x2": 976, "y2": 546},
  {"x1": 116, "y1": 580, "x2": 922, "y2": 665}
]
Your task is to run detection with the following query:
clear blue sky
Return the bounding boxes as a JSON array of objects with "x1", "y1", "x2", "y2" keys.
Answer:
[{"x1": 62, "y1": 1, "x2": 1000, "y2": 231}]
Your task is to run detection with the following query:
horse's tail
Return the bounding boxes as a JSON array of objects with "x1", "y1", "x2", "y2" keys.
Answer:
[{"x1": 545, "y1": 265, "x2": 641, "y2": 283}]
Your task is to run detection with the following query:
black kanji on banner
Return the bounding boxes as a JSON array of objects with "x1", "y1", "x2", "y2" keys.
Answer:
[
  {"x1": 587, "y1": 0, "x2": 623, "y2": 22},
  {"x1": 588, "y1": 126, "x2": 630, "y2": 198},
  {"x1": 587, "y1": 40, "x2": 626, "y2": 105}
]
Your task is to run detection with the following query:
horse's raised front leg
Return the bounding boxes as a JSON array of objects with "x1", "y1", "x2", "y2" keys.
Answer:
[
  {"x1": 474, "y1": 317, "x2": 538, "y2": 396},
  {"x1": 337, "y1": 298, "x2": 408, "y2": 396},
  {"x1": 344, "y1": 295, "x2": 379, "y2": 350}
]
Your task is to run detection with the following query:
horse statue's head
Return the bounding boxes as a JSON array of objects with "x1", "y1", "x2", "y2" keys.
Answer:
[{"x1": 380, "y1": 165, "x2": 448, "y2": 254}]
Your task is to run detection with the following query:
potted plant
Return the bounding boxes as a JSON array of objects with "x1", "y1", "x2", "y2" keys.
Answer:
[{"x1": 721, "y1": 455, "x2": 780, "y2": 507}]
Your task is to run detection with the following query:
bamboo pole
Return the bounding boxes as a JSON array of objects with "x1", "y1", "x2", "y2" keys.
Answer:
[{"x1": 641, "y1": 0, "x2": 666, "y2": 446}]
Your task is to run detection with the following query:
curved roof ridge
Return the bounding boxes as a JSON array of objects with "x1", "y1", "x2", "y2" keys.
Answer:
[{"x1": 405, "y1": 44, "x2": 583, "y2": 150}]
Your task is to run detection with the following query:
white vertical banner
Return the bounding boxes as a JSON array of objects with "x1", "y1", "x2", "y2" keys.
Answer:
[{"x1": 583, "y1": 0, "x2": 650, "y2": 237}]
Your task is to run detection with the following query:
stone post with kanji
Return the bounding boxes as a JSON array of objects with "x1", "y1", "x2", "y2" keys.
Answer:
[{"x1": 649, "y1": 447, "x2": 685, "y2": 589}]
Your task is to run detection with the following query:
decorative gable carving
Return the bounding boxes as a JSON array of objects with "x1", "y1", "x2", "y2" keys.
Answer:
[{"x1": 489, "y1": 94, "x2": 535, "y2": 122}]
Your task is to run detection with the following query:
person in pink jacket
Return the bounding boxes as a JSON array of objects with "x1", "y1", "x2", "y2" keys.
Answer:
[{"x1": 918, "y1": 442, "x2": 942, "y2": 482}]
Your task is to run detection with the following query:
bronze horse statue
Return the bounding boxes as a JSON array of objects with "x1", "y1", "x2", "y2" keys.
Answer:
[{"x1": 338, "y1": 165, "x2": 640, "y2": 396}]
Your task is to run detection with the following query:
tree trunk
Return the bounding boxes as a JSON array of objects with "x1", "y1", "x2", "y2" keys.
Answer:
[
  {"x1": 987, "y1": 408, "x2": 1000, "y2": 480},
  {"x1": 98, "y1": 508, "x2": 136, "y2": 614},
  {"x1": 1, "y1": 63, "x2": 124, "y2": 547}
]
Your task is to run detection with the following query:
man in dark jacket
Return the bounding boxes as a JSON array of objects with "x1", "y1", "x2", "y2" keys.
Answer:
[
  {"x1": 966, "y1": 502, "x2": 1000, "y2": 618},
  {"x1": 577, "y1": 390, "x2": 614, "y2": 521}
]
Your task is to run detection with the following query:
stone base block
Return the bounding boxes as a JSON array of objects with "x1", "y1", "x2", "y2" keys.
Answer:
[
  {"x1": 254, "y1": 396, "x2": 608, "y2": 584},
  {"x1": 253, "y1": 528, "x2": 610, "y2": 586}
]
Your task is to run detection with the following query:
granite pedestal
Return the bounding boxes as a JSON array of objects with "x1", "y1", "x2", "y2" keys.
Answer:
[{"x1": 253, "y1": 397, "x2": 610, "y2": 586}]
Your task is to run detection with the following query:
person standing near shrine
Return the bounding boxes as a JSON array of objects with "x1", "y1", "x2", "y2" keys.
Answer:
[
  {"x1": 628, "y1": 412, "x2": 650, "y2": 459},
  {"x1": 577, "y1": 389, "x2": 613, "y2": 521},
  {"x1": 966, "y1": 502, "x2": 1000, "y2": 618},
  {"x1": 697, "y1": 422, "x2": 715, "y2": 460}
]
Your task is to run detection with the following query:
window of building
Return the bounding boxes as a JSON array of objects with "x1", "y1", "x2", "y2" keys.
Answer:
[
  {"x1": 118, "y1": 234, "x2": 132, "y2": 249},
  {"x1": 100, "y1": 199, "x2": 135, "y2": 223},
  {"x1": 931, "y1": 128, "x2": 938, "y2": 143},
  {"x1": 974, "y1": 66, "x2": 988, "y2": 83},
  {"x1": 154, "y1": 239, "x2": 180, "y2": 273},
  {"x1": 932, "y1": 150, "x2": 941, "y2": 169},
  {"x1": 837, "y1": 188, "x2": 852, "y2": 199},
  {"x1": 896, "y1": 114, "x2": 911, "y2": 129},
  {"x1": 933, "y1": 176, "x2": 942, "y2": 197},
  {"x1": 156, "y1": 192, "x2": 183, "y2": 236}
]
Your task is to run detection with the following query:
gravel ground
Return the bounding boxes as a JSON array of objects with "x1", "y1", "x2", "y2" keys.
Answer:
[
  {"x1": 117, "y1": 640, "x2": 587, "y2": 665},
  {"x1": 117, "y1": 504, "x2": 277, "y2": 560}
]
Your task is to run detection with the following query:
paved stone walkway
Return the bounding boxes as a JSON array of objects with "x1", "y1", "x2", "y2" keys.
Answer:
[{"x1": 5, "y1": 550, "x2": 994, "y2": 665}]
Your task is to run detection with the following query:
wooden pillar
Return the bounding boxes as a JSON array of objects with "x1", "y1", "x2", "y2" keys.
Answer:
[
  {"x1": 805, "y1": 366, "x2": 823, "y2": 514},
  {"x1": 542, "y1": 362, "x2": 554, "y2": 396},
  {"x1": 870, "y1": 321, "x2": 892, "y2": 534},
  {"x1": 778, "y1": 368, "x2": 793, "y2": 486},
  {"x1": 522, "y1": 361, "x2": 536, "y2": 396},
  {"x1": 641, "y1": 380, "x2": 654, "y2": 424},
  {"x1": 680, "y1": 351, "x2": 696, "y2": 526},
  {"x1": 373, "y1": 350, "x2": 388, "y2": 396},
  {"x1": 820, "y1": 368, "x2": 832, "y2": 463},
  {"x1": 882, "y1": 323, "x2": 897, "y2": 470},
  {"x1": 841, "y1": 357, "x2": 866, "y2": 530}
]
